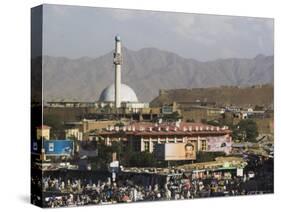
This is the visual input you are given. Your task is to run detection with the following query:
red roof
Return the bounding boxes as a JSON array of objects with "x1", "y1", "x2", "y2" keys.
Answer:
[{"x1": 98, "y1": 121, "x2": 231, "y2": 136}]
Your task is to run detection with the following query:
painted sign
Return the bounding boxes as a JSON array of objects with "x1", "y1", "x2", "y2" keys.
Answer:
[
  {"x1": 155, "y1": 143, "x2": 196, "y2": 161},
  {"x1": 43, "y1": 140, "x2": 74, "y2": 156}
]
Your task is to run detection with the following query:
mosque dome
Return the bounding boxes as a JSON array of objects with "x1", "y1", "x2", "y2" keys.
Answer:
[{"x1": 99, "y1": 83, "x2": 138, "y2": 102}]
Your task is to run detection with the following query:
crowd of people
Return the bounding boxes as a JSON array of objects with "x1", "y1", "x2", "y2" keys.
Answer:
[
  {"x1": 32, "y1": 170, "x2": 265, "y2": 208},
  {"x1": 29, "y1": 155, "x2": 273, "y2": 208}
]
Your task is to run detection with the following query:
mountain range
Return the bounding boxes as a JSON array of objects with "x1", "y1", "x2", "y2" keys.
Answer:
[{"x1": 41, "y1": 47, "x2": 274, "y2": 102}]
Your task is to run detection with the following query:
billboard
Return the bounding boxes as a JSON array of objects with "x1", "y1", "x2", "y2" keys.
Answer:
[
  {"x1": 43, "y1": 140, "x2": 74, "y2": 156},
  {"x1": 155, "y1": 143, "x2": 196, "y2": 161}
]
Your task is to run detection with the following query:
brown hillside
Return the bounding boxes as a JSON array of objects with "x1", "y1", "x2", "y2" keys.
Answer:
[{"x1": 150, "y1": 84, "x2": 273, "y2": 108}]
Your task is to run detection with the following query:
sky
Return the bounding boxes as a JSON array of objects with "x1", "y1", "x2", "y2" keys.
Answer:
[{"x1": 42, "y1": 4, "x2": 274, "y2": 61}]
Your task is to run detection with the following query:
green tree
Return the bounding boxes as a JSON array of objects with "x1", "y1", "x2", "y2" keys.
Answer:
[
  {"x1": 206, "y1": 120, "x2": 221, "y2": 126},
  {"x1": 235, "y1": 119, "x2": 259, "y2": 143},
  {"x1": 44, "y1": 114, "x2": 64, "y2": 129},
  {"x1": 128, "y1": 151, "x2": 157, "y2": 167},
  {"x1": 44, "y1": 114, "x2": 65, "y2": 139},
  {"x1": 162, "y1": 111, "x2": 182, "y2": 121},
  {"x1": 92, "y1": 140, "x2": 114, "y2": 170},
  {"x1": 196, "y1": 151, "x2": 225, "y2": 162}
]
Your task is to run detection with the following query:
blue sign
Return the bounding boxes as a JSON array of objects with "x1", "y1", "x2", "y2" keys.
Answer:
[
  {"x1": 43, "y1": 140, "x2": 74, "y2": 156},
  {"x1": 31, "y1": 139, "x2": 42, "y2": 154}
]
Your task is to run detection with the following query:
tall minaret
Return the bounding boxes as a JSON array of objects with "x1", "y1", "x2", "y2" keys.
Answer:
[{"x1": 113, "y1": 35, "x2": 122, "y2": 108}]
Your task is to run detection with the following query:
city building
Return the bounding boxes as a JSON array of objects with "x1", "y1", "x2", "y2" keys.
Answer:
[
  {"x1": 90, "y1": 121, "x2": 233, "y2": 156},
  {"x1": 32, "y1": 127, "x2": 74, "y2": 162},
  {"x1": 180, "y1": 106, "x2": 225, "y2": 122},
  {"x1": 36, "y1": 125, "x2": 51, "y2": 140},
  {"x1": 65, "y1": 128, "x2": 83, "y2": 141}
]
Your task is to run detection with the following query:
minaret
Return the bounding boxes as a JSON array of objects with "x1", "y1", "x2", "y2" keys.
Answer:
[{"x1": 113, "y1": 35, "x2": 122, "y2": 108}]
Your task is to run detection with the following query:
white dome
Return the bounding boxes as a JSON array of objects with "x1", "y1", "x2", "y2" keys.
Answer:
[{"x1": 99, "y1": 83, "x2": 138, "y2": 102}]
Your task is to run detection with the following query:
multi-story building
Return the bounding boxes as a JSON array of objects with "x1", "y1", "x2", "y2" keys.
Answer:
[
  {"x1": 65, "y1": 128, "x2": 83, "y2": 141},
  {"x1": 91, "y1": 121, "x2": 233, "y2": 155}
]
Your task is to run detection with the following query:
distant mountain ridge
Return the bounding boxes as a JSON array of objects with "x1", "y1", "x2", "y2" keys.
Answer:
[{"x1": 41, "y1": 47, "x2": 274, "y2": 102}]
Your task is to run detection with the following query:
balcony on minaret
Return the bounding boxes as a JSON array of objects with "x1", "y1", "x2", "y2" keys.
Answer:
[{"x1": 113, "y1": 53, "x2": 122, "y2": 65}]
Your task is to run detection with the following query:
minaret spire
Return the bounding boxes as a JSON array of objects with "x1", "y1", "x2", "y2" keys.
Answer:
[{"x1": 113, "y1": 35, "x2": 122, "y2": 108}]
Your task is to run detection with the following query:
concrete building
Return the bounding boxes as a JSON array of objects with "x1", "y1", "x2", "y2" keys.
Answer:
[
  {"x1": 90, "y1": 121, "x2": 233, "y2": 155},
  {"x1": 32, "y1": 127, "x2": 74, "y2": 162},
  {"x1": 36, "y1": 125, "x2": 51, "y2": 140},
  {"x1": 65, "y1": 128, "x2": 83, "y2": 141},
  {"x1": 81, "y1": 119, "x2": 120, "y2": 133},
  {"x1": 161, "y1": 102, "x2": 178, "y2": 114},
  {"x1": 180, "y1": 106, "x2": 224, "y2": 122},
  {"x1": 121, "y1": 102, "x2": 149, "y2": 113}
]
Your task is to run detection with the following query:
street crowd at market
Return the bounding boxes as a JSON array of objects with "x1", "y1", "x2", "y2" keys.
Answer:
[{"x1": 32, "y1": 170, "x2": 264, "y2": 208}]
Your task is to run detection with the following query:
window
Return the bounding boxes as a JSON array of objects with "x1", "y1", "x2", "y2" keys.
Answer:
[
  {"x1": 144, "y1": 141, "x2": 149, "y2": 152},
  {"x1": 201, "y1": 140, "x2": 207, "y2": 151},
  {"x1": 152, "y1": 142, "x2": 157, "y2": 152},
  {"x1": 49, "y1": 143, "x2": 54, "y2": 152}
]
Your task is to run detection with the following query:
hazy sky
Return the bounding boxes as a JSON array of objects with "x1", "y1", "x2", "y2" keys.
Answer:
[{"x1": 42, "y1": 4, "x2": 274, "y2": 61}]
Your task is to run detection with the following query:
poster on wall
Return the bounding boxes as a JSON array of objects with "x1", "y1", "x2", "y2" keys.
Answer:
[{"x1": 155, "y1": 143, "x2": 196, "y2": 160}]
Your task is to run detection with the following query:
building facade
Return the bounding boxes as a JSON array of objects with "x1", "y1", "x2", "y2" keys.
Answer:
[
  {"x1": 92, "y1": 121, "x2": 233, "y2": 156},
  {"x1": 36, "y1": 125, "x2": 51, "y2": 140}
]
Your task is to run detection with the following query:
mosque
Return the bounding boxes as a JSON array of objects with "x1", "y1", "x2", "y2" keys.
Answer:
[
  {"x1": 99, "y1": 84, "x2": 138, "y2": 103},
  {"x1": 46, "y1": 35, "x2": 149, "y2": 113},
  {"x1": 96, "y1": 35, "x2": 149, "y2": 112}
]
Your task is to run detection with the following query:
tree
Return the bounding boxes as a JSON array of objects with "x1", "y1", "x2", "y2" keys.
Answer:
[
  {"x1": 91, "y1": 140, "x2": 117, "y2": 170},
  {"x1": 162, "y1": 111, "x2": 182, "y2": 122},
  {"x1": 196, "y1": 151, "x2": 225, "y2": 162},
  {"x1": 44, "y1": 114, "x2": 64, "y2": 129},
  {"x1": 44, "y1": 114, "x2": 65, "y2": 139},
  {"x1": 90, "y1": 139, "x2": 130, "y2": 170},
  {"x1": 235, "y1": 119, "x2": 259, "y2": 143},
  {"x1": 207, "y1": 118, "x2": 233, "y2": 128},
  {"x1": 206, "y1": 120, "x2": 221, "y2": 126},
  {"x1": 128, "y1": 151, "x2": 157, "y2": 167}
]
